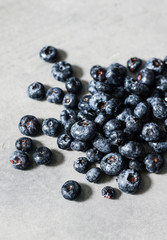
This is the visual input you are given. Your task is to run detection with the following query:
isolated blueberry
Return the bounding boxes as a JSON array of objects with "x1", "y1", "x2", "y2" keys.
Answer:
[
  {"x1": 86, "y1": 167, "x2": 102, "y2": 183},
  {"x1": 90, "y1": 65, "x2": 106, "y2": 82},
  {"x1": 33, "y1": 146, "x2": 52, "y2": 165},
  {"x1": 92, "y1": 132, "x2": 114, "y2": 153},
  {"x1": 124, "y1": 76, "x2": 149, "y2": 97},
  {"x1": 117, "y1": 169, "x2": 141, "y2": 194},
  {"x1": 57, "y1": 134, "x2": 72, "y2": 150},
  {"x1": 65, "y1": 77, "x2": 82, "y2": 94},
  {"x1": 86, "y1": 148, "x2": 104, "y2": 163},
  {"x1": 60, "y1": 109, "x2": 77, "y2": 126},
  {"x1": 46, "y1": 87, "x2": 64, "y2": 104},
  {"x1": 106, "y1": 63, "x2": 127, "y2": 85},
  {"x1": 15, "y1": 137, "x2": 33, "y2": 152},
  {"x1": 103, "y1": 119, "x2": 122, "y2": 138},
  {"x1": 73, "y1": 157, "x2": 89, "y2": 173},
  {"x1": 42, "y1": 118, "x2": 60, "y2": 137},
  {"x1": 70, "y1": 140, "x2": 90, "y2": 152},
  {"x1": 124, "y1": 95, "x2": 143, "y2": 108},
  {"x1": 61, "y1": 180, "x2": 81, "y2": 200},
  {"x1": 63, "y1": 93, "x2": 78, "y2": 109},
  {"x1": 136, "y1": 68, "x2": 154, "y2": 87},
  {"x1": 144, "y1": 153, "x2": 164, "y2": 173},
  {"x1": 141, "y1": 122, "x2": 161, "y2": 142},
  {"x1": 71, "y1": 120, "x2": 96, "y2": 141},
  {"x1": 127, "y1": 57, "x2": 142, "y2": 72},
  {"x1": 78, "y1": 95, "x2": 91, "y2": 111},
  {"x1": 51, "y1": 61, "x2": 72, "y2": 82},
  {"x1": 101, "y1": 186, "x2": 115, "y2": 199},
  {"x1": 129, "y1": 160, "x2": 144, "y2": 172},
  {"x1": 145, "y1": 58, "x2": 165, "y2": 74},
  {"x1": 105, "y1": 98, "x2": 123, "y2": 116},
  {"x1": 40, "y1": 46, "x2": 58, "y2": 63},
  {"x1": 9, "y1": 151, "x2": 30, "y2": 170},
  {"x1": 119, "y1": 141, "x2": 145, "y2": 160},
  {"x1": 19, "y1": 115, "x2": 40, "y2": 136},
  {"x1": 27, "y1": 82, "x2": 45, "y2": 100},
  {"x1": 89, "y1": 92, "x2": 110, "y2": 112}
]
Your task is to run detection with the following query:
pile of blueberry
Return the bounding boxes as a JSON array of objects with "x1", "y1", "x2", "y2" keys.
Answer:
[{"x1": 9, "y1": 45, "x2": 167, "y2": 201}]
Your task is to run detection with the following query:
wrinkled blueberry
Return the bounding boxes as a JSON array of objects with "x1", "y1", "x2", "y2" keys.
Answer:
[
  {"x1": 27, "y1": 82, "x2": 45, "y2": 100},
  {"x1": 125, "y1": 115, "x2": 142, "y2": 133},
  {"x1": 90, "y1": 65, "x2": 106, "y2": 82},
  {"x1": 9, "y1": 151, "x2": 30, "y2": 170},
  {"x1": 61, "y1": 180, "x2": 81, "y2": 200},
  {"x1": 127, "y1": 57, "x2": 142, "y2": 72},
  {"x1": 19, "y1": 115, "x2": 40, "y2": 136},
  {"x1": 101, "y1": 186, "x2": 115, "y2": 199},
  {"x1": 116, "y1": 108, "x2": 133, "y2": 122},
  {"x1": 134, "y1": 102, "x2": 150, "y2": 119},
  {"x1": 147, "y1": 97, "x2": 167, "y2": 119}
]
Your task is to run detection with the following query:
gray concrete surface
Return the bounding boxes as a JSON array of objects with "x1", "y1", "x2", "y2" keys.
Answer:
[{"x1": 1, "y1": 0, "x2": 167, "y2": 239}]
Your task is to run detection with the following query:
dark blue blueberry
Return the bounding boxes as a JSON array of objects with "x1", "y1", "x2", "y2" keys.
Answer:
[
  {"x1": 92, "y1": 132, "x2": 114, "y2": 153},
  {"x1": 46, "y1": 87, "x2": 64, "y2": 104},
  {"x1": 103, "y1": 119, "x2": 123, "y2": 138},
  {"x1": 40, "y1": 46, "x2": 58, "y2": 63},
  {"x1": 145, "y1": 58, "x2": 165, "y2": 74},
  {"x1": 117, "y1": 169, "x2": 141, "y2": 194},
  {"x1": 136, "y1": 68, "x2": 154, "y2": 87},
  {"x1": 88, "y1": 80, "x2": 97, "y2": 94},
  {"x1": 106, "y1": 63, "x2": 127, "y2": 85},
  {"x1": 141, "y1": 122, "x2": 161, "y2": 142},
  {"x1": 124, "y1": 76, "x2": 149, "y2": 97},
  {"x1": 27, "y1": 82, "x2": 45, "y2": 100},
  {"x1": 61, "y1": 180, "x2": 81, "y2": 200},
  {"x1": 86, "y1": 148, "x2": 104, "y2": 163},
  {"x1": 116, "y1": 108, "x2": 133, "y2": 122},
  {"x1": 109, "y1": 130, "x2": 125, "y2": 146},
  {"x1": 33, "y1": 146, "x2": 52, "y2": 165},
  {"x1": 105, "y1": 98, "x2": 123, "y2": 116},
  {"x1": 78, "y1": 95, "x2": 91, "y2": 111},
  {"x1": 9, "y1": 151, "x2": 30, "y2": 170},
  {"x1": 111, "y1": 86, "x2": 127, "y2": 99},
  {"x1": 124, "y1": 95, "x2": 143, "y2": 108},
  {"x1": 19, "y1": 115, "x2": 40, "y2": 136},
  {"x1": 15, "y1": 137, "x2": 33, "y2": 152},
  {"x1": 147, "y1": 97, "x2": 167, "y2": 119},
  {"x1": 148, "y1": 132, "x2": 167, "y2": 153},
  {"x1": 64, "y1": 119, "x2": 76, "y2": 136},
  {"x1": 77, "y1": 110, "x2": 96, "y2": 121},
  {"x1": 51, "y1": 61, "x2": 72, "y2": 82},
  {"x1": 60, "y1": 109, "x2": 77, "y2": 126},
  {"x1": 71, "y1": 120, "x2": 96, "y2": 141},
  {"x1": 144, "y1": 153, "x2": 164, "y2": 173},
  {"x1": 129, "y1": 160, "x2": 144, "y2": 172},
  {"x1": 94, "y1": 112, "x2": 109, "y2": 128},
  {"x1": 134, "y1": 102, "x2": 150, "y2": 119},
  {"x1": 86, "y1": 167, "x2": 102, "y2": 183},
  {"x1": 90, "y1": 65, "x2": 106, "y2": 82},
  {"x1": 73, "y1": 157, "x2": 89, "y2": 173},
  {"x1": 57, "y1": 134, "x2": 72, "y2": 150},
  {"x1": 70, "y1": 140, "x2": 90, "y2": 152},
  {"x1": 119, "y1": 141, "x2": 145, "y2": 160},
  {"x1": 62, "y1": 93, "x2": 78, "y2": 109},
  {"x1": 42, "y1": 118, "x2": 60, "y2": 137},
  {"x1": 100, "y1": 152, "x2": 124, "y2": 175},
  {"x1": 155, "y1": 75, "x2": 167, "y2": 92},
  {"x1": 125, "y1": 115, "x2": 142, "y2": 133},
  {"x1": 127, "y1": 57, "x2": 142, "y2": 72},
  {"x1": 95, "y1": 80, "x2": 112, "y2": 94},
  {"x1": 65, "y1": 77, "x2": 82, "y2": 94},
  {"x1": 89, "y1": 92, "x2": 110, "y2": 112},
  {"x1": 101, "y1": 186, "x2": 115, "y2": 199}
]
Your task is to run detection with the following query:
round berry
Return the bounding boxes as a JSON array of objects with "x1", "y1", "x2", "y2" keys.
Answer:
[
  {"x1": 15, "y1": 137, "x2": 33, "y2": 152},
  {"x1": 61, "y1": 180, "x2": 81, "y2": 200},
  {"x1": 40, "y1": 46, "x2": 58, "y2": 63},
  {"x1": 73, "y1": 157, "x2": 89, "y2": 173},
  {"x1": 144, "y1": 153, "x2": 164, "y2": 173},
  {"x1": 90, "y1": 65, "x2": 106, "y2": 82},
  {"x1": 33, "y1": 147, "x2": 52, "y2": 165},
  {"x1": 42, "y1": 118, "x2": 60, "y2": 137},
  {"x1": 19, "y1": 115, "x2": 40, "y2": 136},
  {"x1": 101, "y1": 186, "x2": 115, "y2": 199},
  {"x1": 65, "y1": 77, "x2": 82, "y2": 94},
  {"x1": 9, "y1": 151, "x2": 30, "y2": 170},
  {"x1": 27, "y1": 82, "x2": 45, "y2": 100},
  {"x1": 46, "y1": 87, "x2": 64, "y2": 104},
  {"x1": 51, "y1": 61, "x2": 72, "y2": 82}
]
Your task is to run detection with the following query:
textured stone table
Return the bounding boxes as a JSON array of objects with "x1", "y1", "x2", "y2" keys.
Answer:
[{"x1": 1, "y1": 0, "x2": 167, "y2": 239}]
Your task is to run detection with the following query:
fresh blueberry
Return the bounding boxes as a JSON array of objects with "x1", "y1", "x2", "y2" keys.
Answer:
[
  {"x1": 73, "y1": 157, "x2": 89, "y2": 173},
  {"x1": 64, "y1": 119, "x2": 76, "y2": 136},
  {"x1": 65, "y1": 77, "x2": 82, "y2": 94},
  {"x1": 124, "y1": 95, "x2": 143, "y2": 108},
  {"x1": 60, "y1": 109, "x2": 77, "y2": 126},
  {"x1": 148, "y1": 132, "x2": 167, "y2": 153},
  {"x1": 119, "y1": 141, "x2": 145, "y2": 160},
  {"x1": 62, "y1": 93, "x2": 78, "y2": 109},
  {"x1": 95, "y1": 80, "x2": 112, "y2": 94},
  {"x1": 46, "y1": 87, "x2": 64, "y2": 104},
  {"x1": 70, "y1": 140, "x2": 90, "y2": 152},
  {"x1": 125, "y1": 115, "x2": 142, "y2": 133},
  {"x1": 61, "y1": 180, "x2": 81, "y2": 200},
  {"x1": 116, "y1": 108, "x2": 133, "y2": 122},
  {"x1": 109, "y1": 130, "x2": 125, "y2": 146},
  {"x1": 111, "y1": 86, "x2": 127, "y2": 99},
  {"x1": 51, "y1": 61, "x2": 72, "y2": 82},
  {"x1": 88, "y1": 80, "x2": 97, "y2": 94},
  {"x1": 147, "y1": 97, "x2": 167, "y2": 119},
  {"x1": 9, "y1": 151, "x2": 30, "y2": 170},
  {"x1": 40, "y1": 46, "x2": 58, "y2": 63},
  {"x1": 19, "y1": 115, "x2": 40, "y2": 136},
  {"x1": 117, "y1": 169, "x2": 141, "y2": 194},
  {"x1": 57, "y1": 134, "x2": 72, "y2": 150},
  {"x1": 86, "y1": 148, "x2": 104, "y2": 163},
  {"x1": 105, "y1": 98, "x2": 123, "y2": 116},
  {"x1": 71, "y1": 120, "x2": 96, "y2": 141},
  {"x1": 92, "y1": 132, "x2": 114, "y2": 153},
  {"x1": 155, "y1": 75, "x2": 167, "y2": 93},
  {"x1": 94, "y1": 112, "x2": 109, "y2": 128},
  {"x1": 15, "y1": 137, "x2": 33, "y2": 152},
  {"x1": 103, "y1": 119, "x2": 123, "y2": 138},
  {"x1": 124, "y1": 76, "x2": 149, "y2": 97},
  {"x1": 89, "y1": 92, "x2": 110, "y2": 112},
  {"x1": 145, "y1": 58, "x2": 165, "y2": 74},
  {"x1": 42, "y1": 118, "x2": 60, "y2": 137},
  {"x1": 78, "y1": 95, "x2": 91, "y2": 111},
  {"x1": 86, "y1": 167, "x2": 102, "y2": 183},
  {"x1": 101, "y1": 186, "x2": 115, "y2": 199},
  {"x1": 141, "y1": 122, "x2": 161, "y2": 142},
  {"x1": 134, "y1": 102, "x2": 150, "y2": 120},
  {"x1": 33, "y1": 146, "x2": 52, "y2": 165},
  {"x1": 144, "y1": 153, "x2": 164, "y2": 173},
  {"x1": 27, "y1": 82, "x2": 45, "y2": 100},
  {"x1": 106, "y1": 63, "x2": 127, "y2": 85},
  {"x1": 90, "y1": 65, "x2": 106, "y2": 82},
  {"x1": 129, "y1": 160, "x2": 144, "y2": 172},
  {"x1": 77, "y1": 110, "x2": 96, "y2": 121},
  {"x1": 127, "y1": 57, "x2": 142, "y2": 72}
]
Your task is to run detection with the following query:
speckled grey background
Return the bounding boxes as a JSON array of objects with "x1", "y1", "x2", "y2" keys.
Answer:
[{"x1": 1, "y1": 0, "x2": 167, "y2": 239}]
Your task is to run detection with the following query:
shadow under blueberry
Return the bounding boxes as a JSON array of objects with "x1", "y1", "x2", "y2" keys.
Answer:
[
  {"x1": 57, "y1": 49, "x2": 67, "y2": 61},
  {"x1": 114, "y1": 188, "x2": 122, "y2": 199},
  {"x1": 76, "y1": 183, "x2": 93, "y2": 202},
  {"x1": 46, "y1": 149, "x2": 64, "y2": 167},
  {"x1": 79, "y1": 80, "x2": 89, "y2": 96},
  {"x1": 136, "y1": 173, "x2": 152, "y2": 195},
  {"x1": 72, "y1": 65, "x2": 84, "y2": 78},
  {"x1": 159, "y1": 161, "x2": 167, "y2": 174},
  {"x1": 98, "y1": 172, "x2": 113, "y2": 184},
  {"x1": 44, "y1": 84, "x2": 52, "y2": 92}
]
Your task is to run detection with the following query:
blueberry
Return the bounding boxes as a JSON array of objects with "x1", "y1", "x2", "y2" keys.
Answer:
[
  {"x1": 70, "y1": 140, "x2": 90, "y2": 152},
  {"x1": 9, "y1": 151, "x2": 30, "y2": 170},
  {"x1": 86, "y1": 167, "x2": 101, "y2": 183},
  {"x1": 89, "y1": 92, "x2": 110, "y2": 112},
  {"x1": 19, "y1": 115, "x2": 40, "y2": 136},
  {"x1": 95, "y1": 80, "x2": 112, "y2": 94},
  {"x1": 124, "y1": 95, "x2": 143, "y2": 108},
  {"x1": 111, "y1": 86, "x2": 127, "y2": 99},
  {"x1": 71, "y1": 120, "x2": 96, "y2": 141},
  {"x1": 73, "y1": 157, "x2": 89, "y2": 173},
  {"x1": 90, "y1": 65, "x2": 106, "y2": 82},
  {"x1": 57, "y1": 134, "x2": 72, "y2": 150},
  {"x1": 94, "y1": 112, "x2": 109, "y2": 128},
  {"x1": 155, "y1": 75, "x2": 167, "y2": 92},
  {"x1": 51, "y1": 61, "x2": 72, "y2": 82},
  {"x1": 62, "y1": 93, "x2": 78, "y2": 109},
  {"x1": 61, "y1": 180, "x2": 81, "y2": 200},
  {"x1": 148, "y1": 132, "x2": 167, "y2": 153},
  {"x1": 124, "y1": 76, "x2": 149, "y2": 97},
  {"x1": 117, "y1": 169, "x2": 141, "y2": 194},
  {"x1": 105, "y1": 98, "x2": 123, "y2": 116},
  {"x1": 46, "y1": 87, "x2": 64, "y2": 104},
  {"x1": 125, "y1": 115, "x2": 142, "y2": 133},
  {"x1": 60, "y1": 109, "x2": 77, "y2": 126},
  {"x1": 78, "y1": 95, "x2": 91, "y2": 111},
  {"x1": 88, "y1": 80, "x2": 97, "y2": 94},
  {"x1": 86, "y1": 148, "x2": 104, "y2": 163},
  {"x1": 65, "y1": 77, "x2": 82, "y2": 94},
  {"x1": 27, "y1": 82, "x2": 45, "y2": 100},
  {"x1": 42, "y1": 118, "x2": 60, "y2": 137},
  {"x1": 119, "y1": 141, "x2": 145, "y2": 160},
  {"x1": 40, "y1": 46, "x2": 58, "y2": 63},
  {"x1": 101, "y1": 186, "x2": 115, "y2": 199},
  {"x1": 141, "y1": 122, "x2": 161, "y2": 142},
  {"x1": 147, "y1": 97, "x2": 167, "y2": 119},
  {"x1": 77, "y1": 110, "x2": 96, "y2": 121},
  {"x1": 103, "y1": 119, "x2": 123, "y2": 138},
  {"x1": 116, "y1": 108, "x2": 133, "y2": 122},
  {"x1": 136, "y1": 68, "x2": 155, "y2": 87},
  {"x1": 145, "y1": 58, "x2": 165, "y2": 74},
  {"x1": 106, "y1": 63, "x2": 127, "y2": 85},
  {"x1": 129, "y1": 160, "x2": 144, "y2": 172},
  {"x1": 134, "y1": 102, "x2": 150, "y2": 119},
  {"x1": 92, "y1": 132, "x2": 114, "y2": 153},
  {"x1": 144, "y1": 153, "x2": 164, "y2": 173},
  {"x1": 127, "y1": 57, "x2": 142, "y2": 72},
  {"x1": 64, "y1": 119, "x2": 76, "y2": 135},
  {"x1": 15, "y1": 137, "x2": 33, "y2": 152},
  {"x1": 109, "y1": 130, "x2": 125, "y2": 146},
  {"x1": 33, "y1": 146, "x2": 52, "y2": 165}
]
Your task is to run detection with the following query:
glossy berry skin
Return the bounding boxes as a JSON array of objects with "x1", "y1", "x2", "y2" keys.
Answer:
[
  {"x1": 77, "y1": 110, "x2": 96, "y2": 122},
  {"x1": 116, "y1": 108, "x2": 133, "y2": 122},
  {"x1": 19, "y1": 115, "x2": 40, "y2": 136},
  {"x1": 64, "y1": 119, "x2": 76, "y2": 136},
  {"x1": 106, "y1": 63, "x2": 127, "y2": 86},
  {"x1": 65, "y1": 77, "x2": 82, "y2": 94},
  {"x1": 33, "y1": 146, "x2": 52, "y2": 165},
  {"x1": 89, "y1": 92, "x2": 110, "y2": 112},
  {"x1": 40, "y1": 46, "x2": 58, "y2": 63},
  {"x1": 94, "y1": 112, "x2": 109, "y2": 128},
  {"x1": 86, "y1": 148, "x2": 104, "y2": 163},
  {"x1": 100, "y1": 152, "x2": 124, "y2": 175},
  {"x1": 70, "y1": 140, "x2": 90, "y2": 152},
  {"x1": 62, "y1": 93, "x2": 78, "y2": 109},
  {"x1": 105, "y1": 98, "x2": 123, "y2": 116},
  {"x1": 27, "y1": 82, "x2": 45, "y2": 100},
  {"x1": 86, "y1": 167, "x2": 102, "y2": 183},
  {"x1": 15, "y1": 137, "x2": 33, "y2": 152},
  {"x1": 144, "y1": 153, "x2": 164, "y2": 173},
  {"x1": 134, "y1": 102, "x2": 150, "y2": 119},
  {"x1": 147, "y1": 97, "x2": 167, "y2": 119},
  {"x1": 109, "y1": 130, "x2": 125, "y2": 146},
  {"x1": 103, "y1": 119, "x2": 122, "y2": 138},
  {"x1": 90, "y1": 65, "x2": 106, "y2": 82},
  {"x1": 101, "y1": 186, "x2": 115, "y2": 199},
  {"x1": 127, "y1": 57, "x2": 142, "y2": 72},
  {"x1": 46, "y1": 87, "x2": 64, "y2": 104},
  {"x1": 124, "y1": 95, "x2": 143, "y2": 108},
  {"x1": 60, "y1": 109, "x2": 77, "y2": 126},
  {"x1": 78, "y1": 95, "x2": 91, "y2": 111},
  {"x1": 129, "y1": 160, "x2": 144, "y2": 172},
  {"x1": 136, "y1": 68, "x2": 154, "y2": 87},
  {"x1": 9, "y1": 151, "x2": 29, "y2": 170},
  {"x1": 92, "y1": 133, "x2": 114, "y2": 153},
  {"x1": 145, "y1": 58, "x2": 165, "y2": 74},
  {"x1": 125, "y1": 115, "x2": 142, "y2": 133},
  {"x1": 73, "y1": 157, "x2": 89, "y2": 173},
  {"x1": 57, "y1": 134, "x2": 72, "y2": 150},
  {"x1": 71, "y1": 120, "x2": 96, "y2": 141},
  {"x1": 117, "y1": 169, "x2": 141, "y2": 194},
  {"x1": 155, "y1": 75, "x2": 167, "y2": 92},
  {"x1": 61, "y1": 180, "x2": 81, "y2": 200},
  {"x1": 51, "y1": 61, "x2": 72, "y2": 82},
  {"x1": 124, "y1": 76, "x2": 149, "y2": 97},
  {"x1": 141, "y1": 122, "x2": 160, "y2": 142},
  {"x1": 42, "y1": 118, "x2": 60, "y2": 137},
  {"x1": 95, "y1": 80, "x2": 112, "y2": 94},
  {"x1": 119, "y1": 141, "x2": 145, "y2": 160}
]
